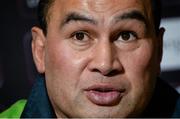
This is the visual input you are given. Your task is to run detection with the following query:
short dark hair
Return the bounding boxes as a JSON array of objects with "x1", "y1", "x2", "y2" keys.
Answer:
[
  {"x1": 37, "y1": 0, "x2": 54, "y2": 35},
  {"x1": 37, "y1": 0, "x2": 162, "y2": 35},
  {"x1": 151, "y1": 0, "x2": 162, "y2": 34}
]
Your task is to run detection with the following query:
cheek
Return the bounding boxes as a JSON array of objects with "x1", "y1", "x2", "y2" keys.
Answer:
[
  {"x1": 121, "y1": 41, "x2": 157, "y2": 101},
  {"x1": 45, "y1": 40, "x2": 87, "y2": 80},
  {"x1": 44, "y1": 39, "x2": 92, "y2": 115},
  {"x1": 44, "y1": 39, "x2": 92, "y2": 99},
  {"x1": 118, "y1": 41, "x2": 158, "y2": 115},
  {"x1": 123, "y1": 41, "x2": 156, "y2": 80}
]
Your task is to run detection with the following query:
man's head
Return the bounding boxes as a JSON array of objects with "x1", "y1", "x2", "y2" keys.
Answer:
[{"x1": 31, "y1": 0, "x2": 164, "y2": 117}]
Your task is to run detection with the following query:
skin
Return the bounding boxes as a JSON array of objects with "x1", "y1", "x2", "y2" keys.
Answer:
[{"x1": 31, "y1": 0, "x2": 164, "y2": 117}]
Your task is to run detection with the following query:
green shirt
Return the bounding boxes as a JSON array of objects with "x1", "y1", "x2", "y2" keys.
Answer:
[{"x1": 0, "y1": 99, "x2": 27, "y2": 118}]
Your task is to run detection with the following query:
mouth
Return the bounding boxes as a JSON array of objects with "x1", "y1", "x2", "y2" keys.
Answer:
[{"x1": 85, "y1": 85, "x2": 125, "y2": 106}]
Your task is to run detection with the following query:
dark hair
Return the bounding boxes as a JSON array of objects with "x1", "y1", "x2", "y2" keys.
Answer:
[
  {"x1": 151, "y1": 0, "x2": 162, "y2": 34},
  {"x1": 37, "y1": 0, "x2": 162, "y2": 35},
  {"x1": 37, "y1": 0, "x2": 54, "y2": 35}
]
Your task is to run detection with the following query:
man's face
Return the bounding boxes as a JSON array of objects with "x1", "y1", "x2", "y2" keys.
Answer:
[{"x1": 32, "y1": 0, "x2": 163, "y2": 117}]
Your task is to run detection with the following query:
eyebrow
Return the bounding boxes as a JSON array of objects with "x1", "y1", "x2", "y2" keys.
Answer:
[
  {"x1": 115, "y1": 10, "x2": 148, "y2": 27},
  {"x1": 61, "y1": 12, "x2": 97, "y2": 27},
  {"x1": 61, "y1": 10, "x2": 148, "y2": 28}
]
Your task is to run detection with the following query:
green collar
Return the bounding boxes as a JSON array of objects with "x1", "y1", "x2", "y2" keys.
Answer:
[{"x1": 0, "y1": 99, "x2": 27, "y2": 118}]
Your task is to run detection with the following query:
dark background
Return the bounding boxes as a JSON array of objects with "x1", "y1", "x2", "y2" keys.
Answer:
[{"x1": 0, "y1": 0, "x2": 180, "y2": 112}]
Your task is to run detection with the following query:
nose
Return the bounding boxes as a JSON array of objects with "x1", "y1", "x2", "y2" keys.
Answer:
[{"x1": 87, "y1": 40, "x2": 123, "y2": 76}]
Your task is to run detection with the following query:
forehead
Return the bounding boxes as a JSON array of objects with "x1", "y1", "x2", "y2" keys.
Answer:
[
  {"x1": 48, "y1": 0, "x2": 152, "y2": 23},
  {"x1": 52, "y1": 0, "x2": 150, "y2": 11}
]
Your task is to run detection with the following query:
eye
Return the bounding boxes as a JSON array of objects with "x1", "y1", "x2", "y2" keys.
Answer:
[
  {"x1": 117, "y1": 31, "x2": 137, "y2": 42},
  {"x1": 72, "y1": 31, "x2": 90, "y2": 42}
]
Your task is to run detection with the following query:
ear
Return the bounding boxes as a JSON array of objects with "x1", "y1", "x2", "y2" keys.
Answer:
[
  {"x1": 31, "y1": 27, "x2": 46, "y2": 74},
  {"x1": 157, "y1": 27, "x2": 165, "y2": 74}
]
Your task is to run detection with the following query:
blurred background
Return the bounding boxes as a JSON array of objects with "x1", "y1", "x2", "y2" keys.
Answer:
[{"x1": 0, "y1": 0, "x2": 180, "y2": 112}]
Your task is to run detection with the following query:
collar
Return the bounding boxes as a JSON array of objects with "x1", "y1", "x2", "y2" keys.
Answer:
[
  {"x1": 141, "y1": 77, "x2": 180, "y2": 117},
  {"x1": 21, "y1": 75, "x2": 56, "y2": 118}
]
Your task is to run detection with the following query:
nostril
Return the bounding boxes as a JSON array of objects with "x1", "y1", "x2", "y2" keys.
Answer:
[
  {"x1": 105, "y1": 70, "x2": 121, "y2": 77},
  {"x1": 91, "y1": 68, "x2": 101, "y2": 73},
  {"x1": 91, "y1": 68, "x2": 121, "y2": 77}
]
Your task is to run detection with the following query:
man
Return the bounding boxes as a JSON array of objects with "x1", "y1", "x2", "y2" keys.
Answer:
[{"x1": 1, "y1": 0, "x2": 180, "y2": 118}]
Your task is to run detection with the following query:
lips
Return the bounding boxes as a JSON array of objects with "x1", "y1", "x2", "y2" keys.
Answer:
[{"x1": 85, "y1": 85, "x2": 125, "y2": 106}]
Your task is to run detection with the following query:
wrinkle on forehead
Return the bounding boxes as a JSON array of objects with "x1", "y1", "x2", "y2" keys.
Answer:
[
  {"x1": 55, "y1": 0, "x2": 145, "y2": 12},
  {"x1": 86, "y1": 0, "x2": 142, "y2": 13},
  {"x1": 50, "y1": 0, "x2": 153, "y2": 30},
  {"x1": 86, "y1": 0, "x2": 118, "y2": 12}
]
